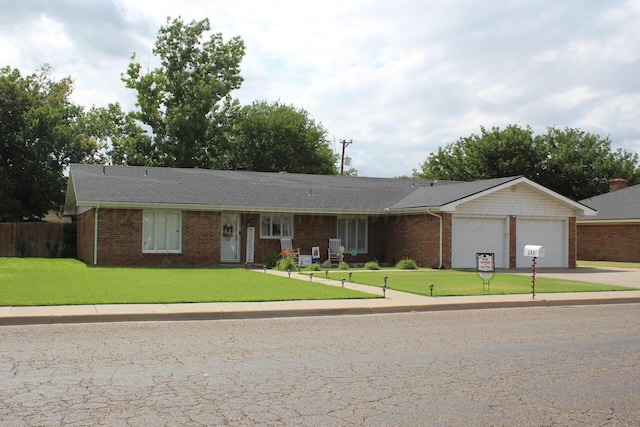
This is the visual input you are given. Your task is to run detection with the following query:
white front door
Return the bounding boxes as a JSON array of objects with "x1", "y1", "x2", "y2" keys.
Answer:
[{"x1": 221, "y1": 213, "x2": 241, "y2": 262}]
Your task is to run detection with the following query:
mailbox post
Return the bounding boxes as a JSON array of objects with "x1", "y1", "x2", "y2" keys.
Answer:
[{"x1": 523, "y1": 245, "x2": 545, "y2": 300}]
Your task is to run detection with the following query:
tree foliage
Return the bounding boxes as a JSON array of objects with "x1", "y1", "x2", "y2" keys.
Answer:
[
  {"x1": 228, "y1": 100, "x2": 338, "y2": 174},
  {"x1": 413, "y1": 125, "x2": 640, "y2": 200},
  {"x1": 0, "y1": 66, "x2": 101, "y2": 221},
  {"x1": 121, "y1": 17, "x2": 245, "y2": 169}
]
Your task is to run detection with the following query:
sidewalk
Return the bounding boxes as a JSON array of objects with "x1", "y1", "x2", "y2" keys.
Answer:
[{"x1": 2, "y1": 269, "x2": 640, "y2": 326}]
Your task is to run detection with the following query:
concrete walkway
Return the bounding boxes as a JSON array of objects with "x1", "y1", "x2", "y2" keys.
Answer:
[{"x1": 1, "y1": 268, "x2": 639, "y2": 326}]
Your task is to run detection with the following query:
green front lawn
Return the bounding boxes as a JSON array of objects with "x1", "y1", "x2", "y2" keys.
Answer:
[
  {"x1": 325, "y1": 269, "x2": 635, "y2": 297},
  {"x1": 0, "y1": 258, "x2": 379, "y2": 306},
  {"x1": 1, "y1": 259, "x2": 635, "y2": 306}
]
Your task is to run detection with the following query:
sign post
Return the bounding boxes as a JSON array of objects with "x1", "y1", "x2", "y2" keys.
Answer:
[
  {"x1": 523, "y1": 245, "x2": 545, "y2": 300},
  {"x1": 476, "y1": 252, "x2": 495, "y2": 292}
]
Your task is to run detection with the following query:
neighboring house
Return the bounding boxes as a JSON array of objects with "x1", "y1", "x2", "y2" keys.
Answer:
[
  {"x1": 578, "y1": 179, "x2": 640, "y2": 262},
  {"x1": 63, "y1": 164, "x2": 596, "y2": 269}
]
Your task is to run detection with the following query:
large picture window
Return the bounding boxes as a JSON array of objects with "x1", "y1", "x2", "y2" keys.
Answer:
[
  {"x1": 260, "y1": 214, "x2": 293, "y2": 238},
  {"x1": 337, "y1": 217, "x2": 367, "y2": 253},
  {"x1": 143, "y1": 211, "x2": 182, "y2": 253}
]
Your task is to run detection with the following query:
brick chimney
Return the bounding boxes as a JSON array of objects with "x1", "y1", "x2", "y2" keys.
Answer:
[{"x1": 609, "y1": 178, "x2": 628, "y2": 192}]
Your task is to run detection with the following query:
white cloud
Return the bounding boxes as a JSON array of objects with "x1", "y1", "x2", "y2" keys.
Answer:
[{"x1": 1, "y1": 0, "x2": 639, "y2": 177}]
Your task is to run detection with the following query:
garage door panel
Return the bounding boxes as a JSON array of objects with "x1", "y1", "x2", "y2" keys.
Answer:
[
  {"x1": 452, "y1": 217, "x2": 507, "y2": 269},
  {"x1": 516, "y1": 219, "x2": 566, "y2": 268}
]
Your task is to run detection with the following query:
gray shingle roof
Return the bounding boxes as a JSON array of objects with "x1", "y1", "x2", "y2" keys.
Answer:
[
  {"x1": 579, "y1": 184, "x2": 640, "y2": 221},
  {"x1": 64, "y1": 164, "x2": 521, "y2": 215}
]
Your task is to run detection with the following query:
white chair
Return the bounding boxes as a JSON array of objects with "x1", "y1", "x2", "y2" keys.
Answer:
[
  {"x1": 280, "y1": 238, "x2": 300, "y2": 263},
  {"x1": 328, "y1": 238, "x2": 343, "y2": 264}
]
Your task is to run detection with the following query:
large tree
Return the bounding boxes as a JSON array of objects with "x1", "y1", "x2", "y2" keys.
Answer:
[
  {"x1": 415, "y1": 125, "x2": 545, "y2": 182},
  {"x1": 0, "y1": 65, "x2": 101, "y2": 221},
  {"x1": 228, "y1": 100, "x2": 338, "y2": 174},
  {"x1": 91, "y1": 103, "x2": 154, "y2": 166},
  {"x1": 121, "y1": 17, "x2": 245, "y2": 169},
  {"x1": 413, "y1": 125, "x2": 640, "y2": 200},
  {"x1": 537, "y1": 127, "x2": 640, "y2": 200}
]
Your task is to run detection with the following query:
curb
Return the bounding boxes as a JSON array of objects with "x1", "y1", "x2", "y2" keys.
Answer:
[{"x1": 2, "y1": 296, "x2": 639, "y2": 326}]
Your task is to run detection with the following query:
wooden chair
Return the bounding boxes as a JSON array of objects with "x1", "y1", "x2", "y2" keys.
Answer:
[
  {"x1": 328, "y1": 238, "x2": 343, "y2": 264},
  {"x1": 280, "y1": 238, "x2": 300, "y2": 263}
]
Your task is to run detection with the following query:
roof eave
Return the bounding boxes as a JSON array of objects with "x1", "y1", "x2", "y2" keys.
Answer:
[
  {"x1": 577, "y1": 218, "x2": 640, "y2": 225},
  {"x1": 74, "y1": 201, "x2": 394, "y2": 216}
]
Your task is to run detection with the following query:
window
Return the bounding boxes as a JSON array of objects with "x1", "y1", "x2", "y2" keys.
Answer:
[
  {"x1": 143, "y1": 211, "x2": 181, "y2": 253},
  {"x1": 260, "y1": 214, "x2": 293, "y2": 238},
  {"x1": 337, "y1": 217, "x2": 367, "y2": 253}
]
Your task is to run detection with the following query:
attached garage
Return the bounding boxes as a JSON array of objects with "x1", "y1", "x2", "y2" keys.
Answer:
[
  {"x1": 451, "y1": 216, "x2": 508, "y2": 269},
  {"x1": 516, "y1": 218, "x2": 567, "y2": 268}
]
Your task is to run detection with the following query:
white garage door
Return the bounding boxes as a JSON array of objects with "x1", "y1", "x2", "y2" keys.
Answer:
[
  {"x1": 516, "y1": 218, "x2": 567, "y2": 268},
  {"x1": 452, "y1": 216, "x2": 508, "y2": 269}
]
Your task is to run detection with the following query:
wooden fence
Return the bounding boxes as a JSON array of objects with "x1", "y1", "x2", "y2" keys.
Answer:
[{"x1": 0, "y1": 222, "x2": 73, "y2": 257}]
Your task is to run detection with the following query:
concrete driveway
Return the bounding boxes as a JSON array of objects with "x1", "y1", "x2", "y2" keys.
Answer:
[{"x1": 508, "y1": 267, "x2": 640, "y2": 288}]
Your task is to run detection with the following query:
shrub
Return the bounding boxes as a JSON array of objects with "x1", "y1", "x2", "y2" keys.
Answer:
[
  {"x1": 264, "y1": 252, "x2": 280, "y2": 269},
  {"x1": 305, "y1": 263, "x2": 322, "y2": 271},
  {"x1": 275, "y1": 256, "x2": 297, "y2": 271},
  {"x1": 396, "y1": 258, "x2": 418, "y2": 269},
  {"x1": 338, "y1": 261, "x2": 349, "y2": 270},
  {"x1": 364, "y1": 260, "x2": 380, "y2": 270}
]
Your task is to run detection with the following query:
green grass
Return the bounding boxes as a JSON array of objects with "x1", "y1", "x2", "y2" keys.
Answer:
[
  {"x1": 577, "y1": 260, "x2": 640, "y2": 269},
  {"x1": 0, "y1": 258, "x2": 379, "y2": 306},
  {"x1": 2, "y1": 259, "x2": 636, "y2": 306},
  {"x1": 325, "y1": 269, "x2": 635, "y2": 297}
]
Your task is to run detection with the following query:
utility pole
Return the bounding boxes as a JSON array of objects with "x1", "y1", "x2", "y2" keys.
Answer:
[{"x1": 340, "y1": 139, "x2": 352, "y2": 175}]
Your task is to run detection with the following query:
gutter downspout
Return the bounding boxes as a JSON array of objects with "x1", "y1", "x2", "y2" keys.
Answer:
[
  {"x1": 427, "y1": 209, "x2": 443, "y2": 269},
  {"x1": 93, "y1": 204, "x2": 99, "y2": 265}
]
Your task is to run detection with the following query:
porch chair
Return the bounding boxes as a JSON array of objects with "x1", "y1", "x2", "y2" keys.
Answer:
[
  {"x1": 280, "y1": 238, "x2": 300, "y2": 263},
  {"x1": 328, "y1": 238, "x2": 343, "y2": 264}
]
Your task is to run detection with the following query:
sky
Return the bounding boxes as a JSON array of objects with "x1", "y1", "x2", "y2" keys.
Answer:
[{"x1": 1, "y1": 0, "x2": 639, "y2": 178}]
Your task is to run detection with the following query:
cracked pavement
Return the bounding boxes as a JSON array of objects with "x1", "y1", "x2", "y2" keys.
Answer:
[{"x1": 1, "y1": 304, "x2": 639, "y2": 426}]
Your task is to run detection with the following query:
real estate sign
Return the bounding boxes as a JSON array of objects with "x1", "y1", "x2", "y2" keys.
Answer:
[{"x1": 476, "y1": 252, "x2": 495, "y2": 291}]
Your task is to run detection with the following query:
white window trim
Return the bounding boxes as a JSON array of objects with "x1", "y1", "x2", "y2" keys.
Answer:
[
  {"x1": 142, "y1": 210, "x2": 182, "y2": 253},
  {"x1": 337, "y1": 216, "x2": 368, "y2": 253},
  {"x1": 260, "y1": 213, "x2": 294, "y2": 239}
]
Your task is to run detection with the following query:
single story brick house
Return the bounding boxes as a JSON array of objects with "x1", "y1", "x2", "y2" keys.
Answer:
[
  {"x1": 63, "y1": 164, "x2": 596, "y2": 269},
  {"x1": 578, "y1": 179, "x2": 640, "y2": 262}
]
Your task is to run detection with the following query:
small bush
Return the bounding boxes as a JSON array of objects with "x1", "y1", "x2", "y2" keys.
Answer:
[
  {"x1": 305, "y1": 263, "x2": 322, "y2": 271},
  {"x1": 338, "y1": 262, "x2": 349, "y2": 270},
  {"x1": 396, "y1": 258, "x2": 418, "y2": 269},
  {"x1": 364, "y1": 260, "x2": 380, "y2": 270},
  {"x1": 264, "y1": 252, "x2": 280, "y2": 269},
  {"x1": 275, "y1": 256, "x2": 297, "y2": 271}
]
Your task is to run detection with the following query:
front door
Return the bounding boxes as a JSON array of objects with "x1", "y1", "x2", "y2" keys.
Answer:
[{"x1": 221, "y1": 213, "x2": 240, "y2": 262}]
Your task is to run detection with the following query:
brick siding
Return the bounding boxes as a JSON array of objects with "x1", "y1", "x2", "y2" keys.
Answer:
[
  {"x1": 76, "y1": 210, "x2": 95, "y2": 264},
  {"x1": 383, "y1": 213, "x2": 444, "y2": 267},
  {"x1": 577, "y1": 223, "x2": 640, "y2": 262},
  {"x1": 77, "y1": 208, "x2": 576, "y2": 268}
]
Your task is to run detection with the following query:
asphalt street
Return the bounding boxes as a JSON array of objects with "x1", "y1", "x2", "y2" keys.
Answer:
[{"x1": 1, "y1": 304, "x2": 639, "y2": 426}]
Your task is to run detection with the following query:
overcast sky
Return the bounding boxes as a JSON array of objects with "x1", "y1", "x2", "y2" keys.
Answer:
[{"x1": 1, "y1": 0, "x2": 639, "y2": 177}]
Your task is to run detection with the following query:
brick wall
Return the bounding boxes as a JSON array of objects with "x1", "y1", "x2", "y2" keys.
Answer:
[
  {"x1": 568, "y1": 217, "x2": 577, "y2": 267},
  {"x1": 441, "y1": 213, "x2": 452, "y2": 269},
  {"x1": 383, "y1": 213, "x2": 443, "y2": 267},
  {"x1": 76, "y1": 210, "x2": 95, "y2": 264},
  {"x1": 75, "y1": 208, "x2": 500, "y2": 269},
  {"x1": 577, "y1": 223, "x2": 640, "y2": 262},
  {"x1": 97, "y1": 208, "x2": 143, "y2": 266},
  {"x1": 181, "y1": 211, "x2": 220, "y2": 265},
  {"x1": 509, "y1": 216, "x2": 517, "y2": 269},
  {"x1": 81, "y1": 208, "x2": 223, "y2": 267}
]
